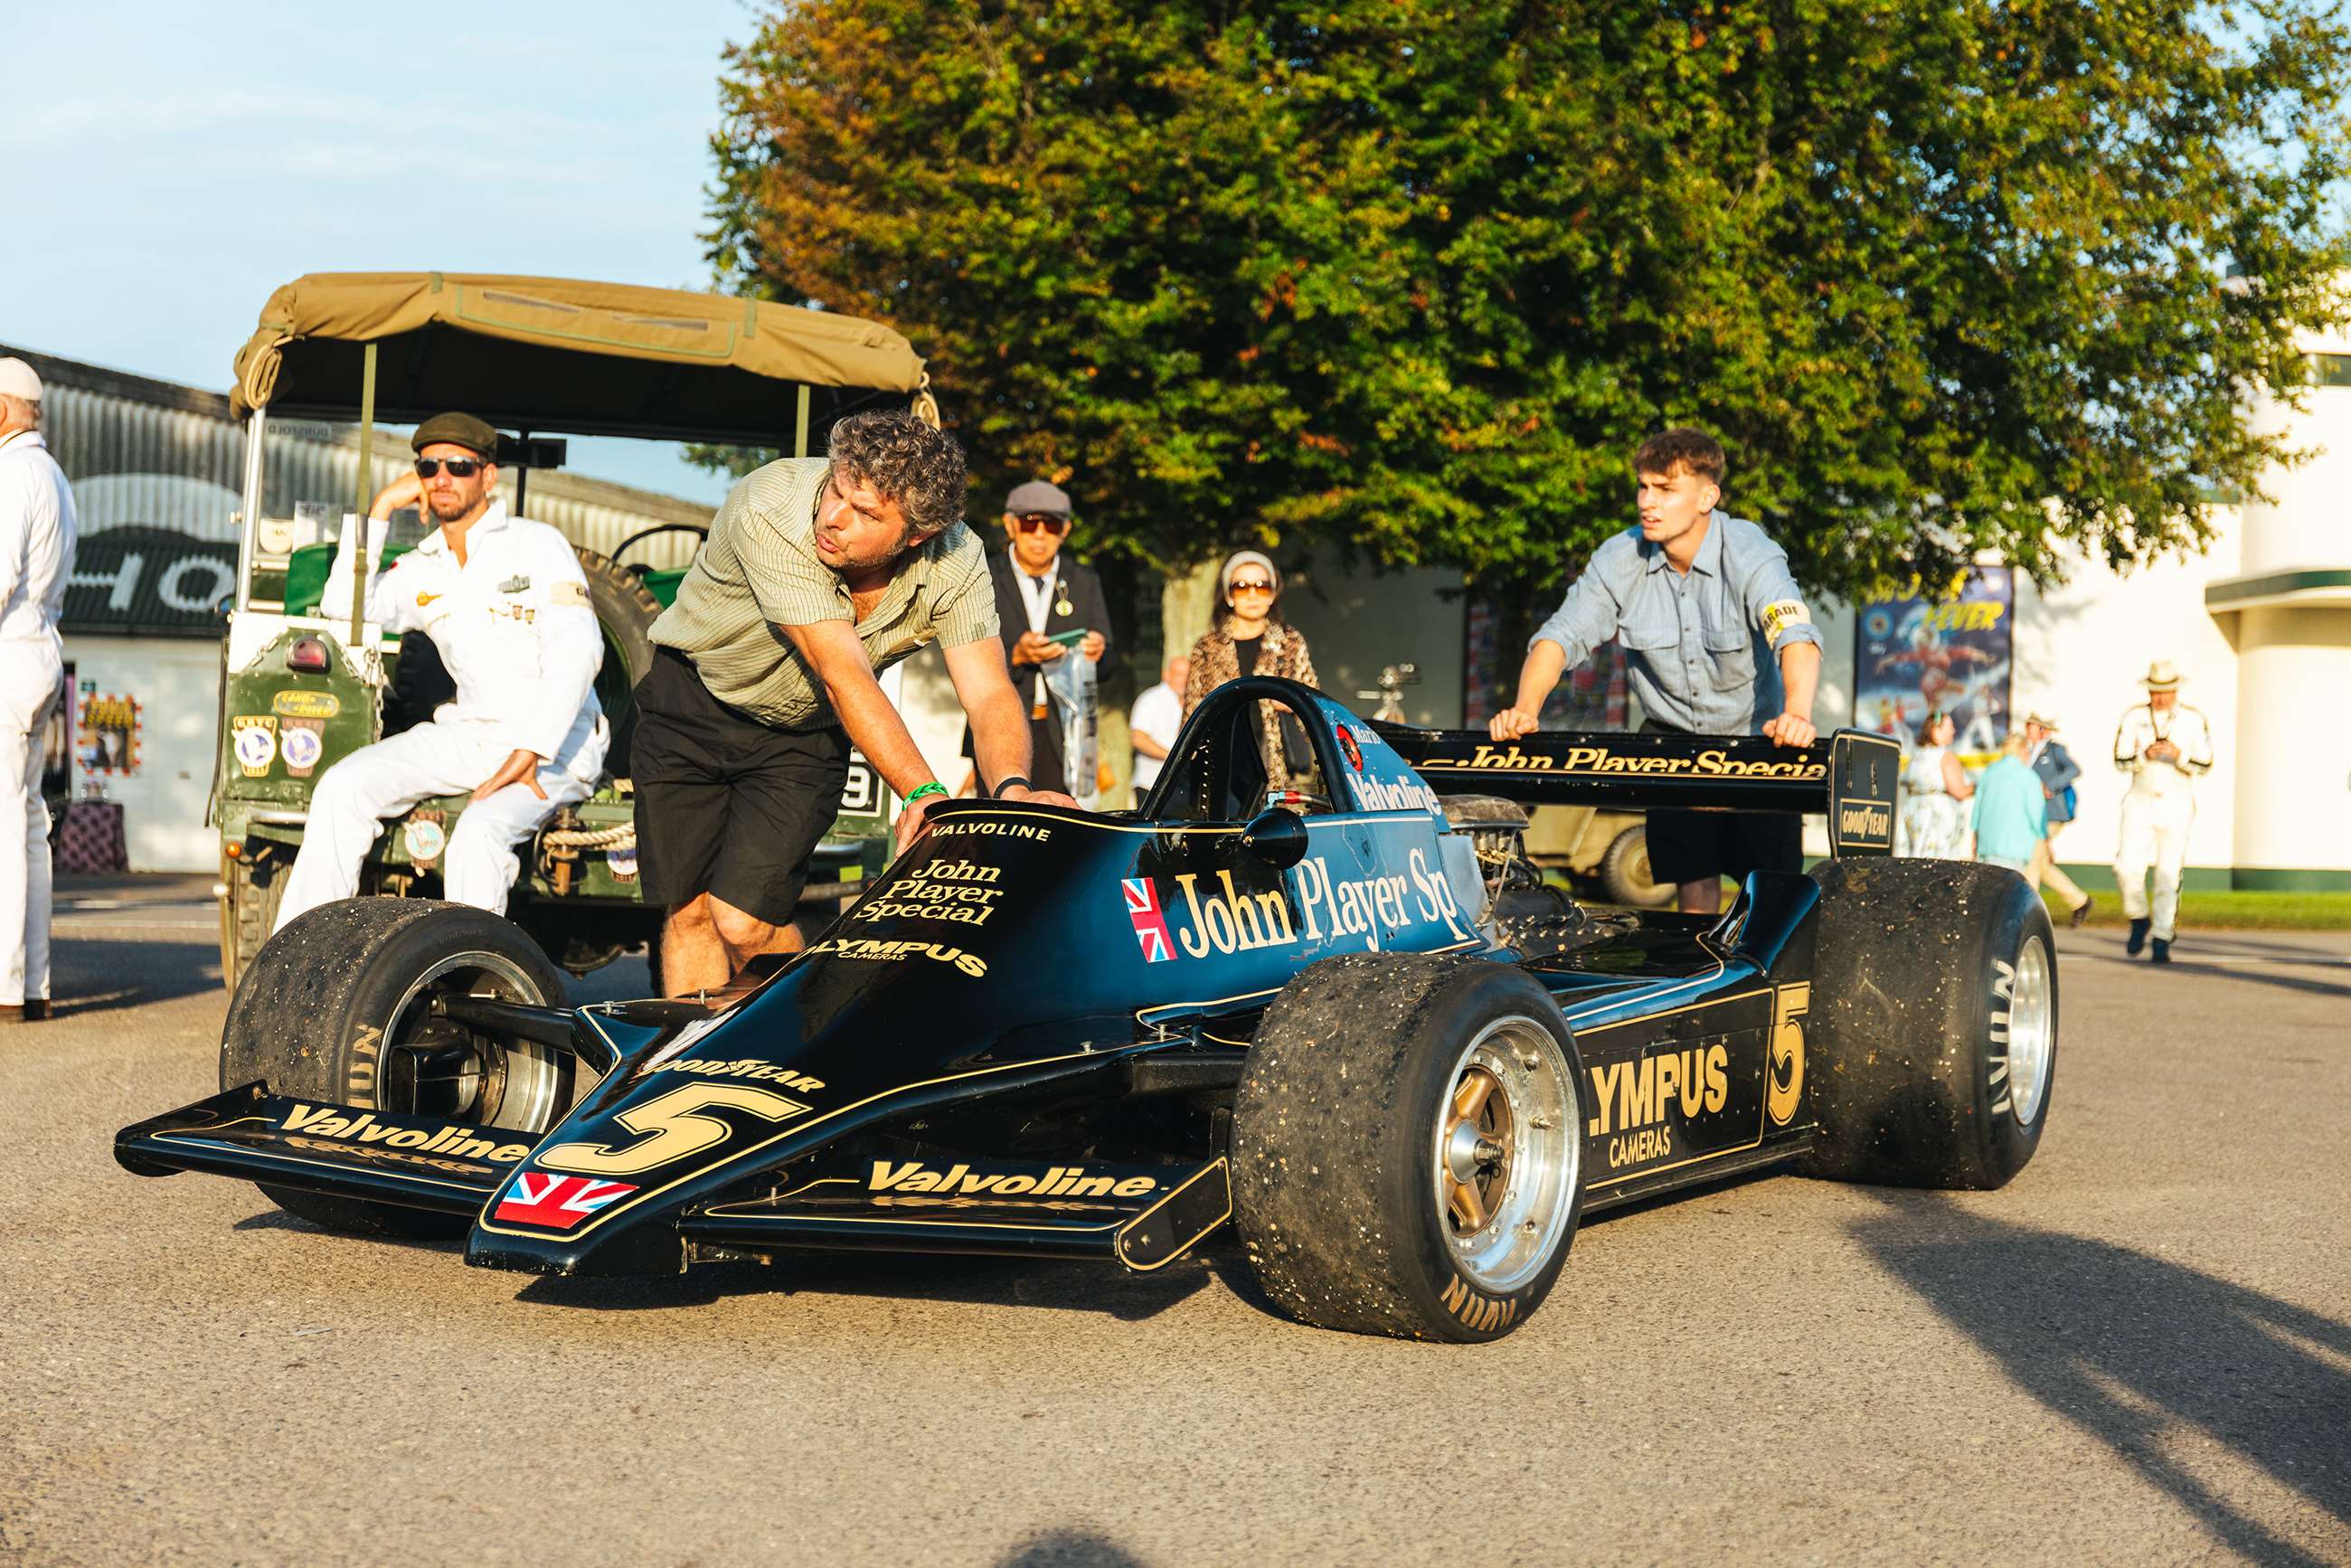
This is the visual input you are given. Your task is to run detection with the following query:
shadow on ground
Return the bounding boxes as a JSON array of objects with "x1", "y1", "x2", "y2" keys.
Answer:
[
  {"x1": 50, "y1": 933, "x2": 224, "y2": 1015},
  {"x1": 514, "y1": 1246, "x2": 1218, "y2": 1326},
  {"x1": 1855, "y1": 1193, "x2": 2351, "y2": 1564},
  {"x1": 996, "y1": 1529, "x2": 1151, "y2": 1567}
]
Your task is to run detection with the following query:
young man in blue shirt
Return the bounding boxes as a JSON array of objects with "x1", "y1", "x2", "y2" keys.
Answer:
[{"x1": 1490, "y1": 429, "x2": 1822, "y2": 914}]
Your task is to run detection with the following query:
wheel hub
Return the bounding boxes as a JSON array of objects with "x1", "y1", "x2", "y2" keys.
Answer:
[{"x1": 1430, "y1": 1018, "x2": 1581, "y2": 1294}]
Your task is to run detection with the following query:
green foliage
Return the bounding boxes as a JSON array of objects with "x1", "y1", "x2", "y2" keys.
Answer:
[{"x1": 707, "y1": 0, "x2": 2351, "y2": 599}]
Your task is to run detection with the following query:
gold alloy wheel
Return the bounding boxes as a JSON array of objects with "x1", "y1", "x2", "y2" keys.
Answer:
[{"x1": 1431, "y1": 1015, "x2": 1580, "y2": 1294}]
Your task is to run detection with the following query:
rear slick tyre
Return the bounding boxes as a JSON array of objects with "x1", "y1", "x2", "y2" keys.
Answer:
[
  {"x1": 1802, "y1": 858, "x2": 2058, "y2": 1189},
  {"x1": 1232, "y1": 953, "x2": 1586, "y2": 1342},
  {"x1": 220, "y1": 899, "x2": 572, "y2": 1237}
]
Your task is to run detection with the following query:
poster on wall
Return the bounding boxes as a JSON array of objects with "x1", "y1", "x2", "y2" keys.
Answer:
[
  {"x1": 79, "y1": 686, "x2": 143, "y2": 776},
  {"x1": 1854, "y1": 568, "x2": 2015, "y2": 760}
]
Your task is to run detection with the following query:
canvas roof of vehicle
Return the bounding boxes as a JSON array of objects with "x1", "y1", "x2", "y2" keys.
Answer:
[{"x1": 231, "y1": 271, "x2": 932, "y2": 447}]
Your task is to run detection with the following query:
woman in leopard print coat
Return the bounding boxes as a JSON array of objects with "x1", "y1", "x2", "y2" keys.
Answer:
[{"x1": 1183, "y1": 550, "x2": 1319, "y2": 784}]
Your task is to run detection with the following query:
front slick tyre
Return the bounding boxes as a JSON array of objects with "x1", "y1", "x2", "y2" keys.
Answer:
[
  {"x1": 221, "y1": 899, "x2": 572, "y2": 1238},
  {"x1": 1232, "y1": 954, "x2": 1585, "y2": 1342},
  {"x1": 1803, "y1": 858, "x2": 2058, "y2": 1189}
]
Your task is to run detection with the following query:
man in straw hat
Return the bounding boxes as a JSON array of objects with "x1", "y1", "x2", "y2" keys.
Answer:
[
  {"x1": 2110, "y1": 659, "x2": 2214, "y2": 963},
  {"x1": 2025, "y1": 710, "x2": 2092, "y2": 926}
]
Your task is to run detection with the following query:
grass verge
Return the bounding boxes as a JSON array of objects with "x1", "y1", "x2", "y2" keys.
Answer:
[{"x1": 2043, "y1": 888, "x2": 2351, "y2": 931}]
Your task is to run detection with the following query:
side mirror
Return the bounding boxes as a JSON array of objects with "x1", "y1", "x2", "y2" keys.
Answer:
[{"x1": 1239, "y1": 807, "x2": 1308, "y2": 870}]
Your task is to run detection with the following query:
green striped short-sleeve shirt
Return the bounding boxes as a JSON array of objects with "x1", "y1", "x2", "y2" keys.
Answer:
[{"x1": 647, "y1": 457, "x2": 998, "y2": 730}]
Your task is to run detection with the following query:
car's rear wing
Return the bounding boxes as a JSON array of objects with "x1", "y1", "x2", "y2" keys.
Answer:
[{"x1": 1374, "y1": 724, "x2": 1900, "y2": 858}]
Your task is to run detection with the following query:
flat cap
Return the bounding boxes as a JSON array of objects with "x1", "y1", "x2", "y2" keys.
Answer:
[
  {"x1": 1004, "y1": 479, "x2": 1072, "y2": 519},
  {"x1": 0, "y1": 357, "x2": 43, "y2": 402},
  {"x1": 411, "y1": 411, "x2": 500, "y2": 458}
]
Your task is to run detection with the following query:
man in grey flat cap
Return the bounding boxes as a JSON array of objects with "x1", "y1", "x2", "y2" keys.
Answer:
[
  {"x1": 972, "y1": 478, "x2": 1113, "y2": 795},
  {"x1": 0, "y1": 357, "x2": 77, "y2": 1023}
]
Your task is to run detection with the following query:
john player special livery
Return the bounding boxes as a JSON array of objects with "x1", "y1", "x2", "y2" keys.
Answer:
[{"x1": 118, "y1": 677, "x2": 2058, "y2": 1342}]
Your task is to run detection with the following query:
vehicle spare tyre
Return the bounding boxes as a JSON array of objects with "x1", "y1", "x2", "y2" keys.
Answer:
[
  {"x1": 1232, "y1": 952, "x2": 1587, "y2": 1342},
  {"x1": 1596, "y1": 824, "x2": 1675, "y2": 908},
  {"x1": 216, "y1": 847, "x2": 288, "y2": 994},
  {"x1": 1801, "y1": 858, "x2": 2057, "y2": 1189},
  {"x1": 577, "y1": 545, "x2": 665, "y2": 779},
  {"x1": 220, "y1": 899, "x2": 575, "y2": 1237}
]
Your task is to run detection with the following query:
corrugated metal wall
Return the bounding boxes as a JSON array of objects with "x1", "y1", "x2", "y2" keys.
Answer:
[{"x1": 19, "y1": 349, "x2": 717, "y2": 569}]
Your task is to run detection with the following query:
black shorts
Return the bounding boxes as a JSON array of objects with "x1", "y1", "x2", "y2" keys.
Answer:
[
  {"x1": 1639, "y1": 720, "x2": 1802, "y2": 886},
  {"x1": 629, "y1": 647, "x2": 850, "y2": 924}
]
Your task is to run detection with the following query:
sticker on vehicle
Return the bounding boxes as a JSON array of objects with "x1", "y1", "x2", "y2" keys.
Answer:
[{"x1": 492, "y1": 1173, "x2": 637, "y2": 1229}]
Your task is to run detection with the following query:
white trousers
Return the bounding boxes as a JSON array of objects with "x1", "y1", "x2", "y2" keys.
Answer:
[
  {"x1": 275, "y1": 717, "x2": 597, "y2": 930},
  {"x1": 1, "y1": 636, "x2": 62, "y2": 1006},
  {"x1": 2113, "y1": 789, "x2": 2195, "y2": 940}
]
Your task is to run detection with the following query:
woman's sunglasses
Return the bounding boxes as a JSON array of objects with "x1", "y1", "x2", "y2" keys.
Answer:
[
  {"x1": 1230, "y1": 579, "x2": 1275, "y2": 596},
  {"x1": 414, "y1": 457, "x2": 486, "y2": 479}
]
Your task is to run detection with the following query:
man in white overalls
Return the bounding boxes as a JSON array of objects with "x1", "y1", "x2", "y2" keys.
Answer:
[
  {"x1": 2110, "y1": 658, "x2": 2214, "y2": 964},
  {"x1": 0, "y1": 358, "x2": 77, "y2": 1024},
  {"x1": 273, "y1": 412, "x2": 606, "y2": 930}
]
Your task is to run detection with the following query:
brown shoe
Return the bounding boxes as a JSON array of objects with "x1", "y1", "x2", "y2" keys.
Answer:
[
  {"x1": 0, "y1": 999, "x2": 47, "y2": 1023},
  {"x1": 2068, "y1": 896, "x2": 2094, "y2": 929}
]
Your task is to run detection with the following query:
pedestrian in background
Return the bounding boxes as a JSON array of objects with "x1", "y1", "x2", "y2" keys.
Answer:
[
  {"x1": 1896, "y1": 710, "x2": 1973, "y2": 858},
  {"x1": 1971, "y1": 728, "x2": 2047, "y2": 879},
  {"x1": 1184, "y1": 550, "x2": 1318, "y2": 784},
  {"x1": 2111, "y1": 658, "x2": 2214, "y2": 964},
  {"x1": 2025, "y1": 710, "x2": 2093, "y2": 926},
  {"x1": 1128, "y1": 653, "x2": 1188, "y2": 797},
  {"x1": 0, "y1": 358, "x2": 77, "y2": 1025}
]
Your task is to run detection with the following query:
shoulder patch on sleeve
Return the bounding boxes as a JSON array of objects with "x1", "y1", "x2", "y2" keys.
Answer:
[
  {"x1": 551, "y1": 580, "x2": 590, "y2": 608},
  {"x1": 1761, "y1": 599, "x2": 1812, "y2": 639}
]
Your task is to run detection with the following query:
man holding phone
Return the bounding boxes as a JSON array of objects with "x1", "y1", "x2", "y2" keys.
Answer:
[{"x1": 973, "y1": 479, "x2": 1113, "y2": 794}]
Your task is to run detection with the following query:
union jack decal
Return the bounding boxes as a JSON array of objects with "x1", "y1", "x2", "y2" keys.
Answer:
[
  {"x1": 1122, "y1": 878, "x2": 1176, "y2": 963},
  {"x1": 493, "y1": 1172, "x2": 638, "y2": 1229}
]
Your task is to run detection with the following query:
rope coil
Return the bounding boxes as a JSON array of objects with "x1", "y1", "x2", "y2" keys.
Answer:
[{"x1": 540, "y1": 824, "x2": 637, "y2": 849}]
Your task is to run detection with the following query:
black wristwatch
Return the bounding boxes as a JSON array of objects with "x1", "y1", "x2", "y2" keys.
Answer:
[{"x1": 992, "y1": 775, "x2": 1032, "y2": 798}]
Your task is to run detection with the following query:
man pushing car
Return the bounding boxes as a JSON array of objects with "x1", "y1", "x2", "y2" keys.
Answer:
[
  {"x1": 274, "y1": 411, "x2": 607, "y2": 930},
  {"x1": 1488, "y1": 428, "x2": 1822, "y2": 915},
  {"x1": 633, "y1": 410, "x2": 1075, "y2": 996}
]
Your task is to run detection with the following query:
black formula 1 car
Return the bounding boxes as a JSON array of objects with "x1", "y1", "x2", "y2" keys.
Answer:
[{"x1": 118, "y1": 677, "x2": 2058, "y2": 1341}]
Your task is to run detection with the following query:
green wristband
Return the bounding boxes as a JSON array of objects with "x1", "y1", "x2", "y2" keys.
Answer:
[{"x1": 903, "y1": 781, "x2": 949, "y2": 807}]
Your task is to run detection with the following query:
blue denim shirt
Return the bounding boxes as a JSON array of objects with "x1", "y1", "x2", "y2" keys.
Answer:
[{"x1": 1529, "y1": 512, "x2": 1819, "y2": 735}]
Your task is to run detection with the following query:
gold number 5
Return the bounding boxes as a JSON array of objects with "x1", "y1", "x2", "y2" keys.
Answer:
[
  {"x1": 535, "y1": 1082, "x2": 807, "y2": 1176},
  {"x1": 1767, "y1": 984, "x2": 1808, "y2": 1128}
]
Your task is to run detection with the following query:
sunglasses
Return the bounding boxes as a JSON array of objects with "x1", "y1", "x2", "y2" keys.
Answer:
[
  {"x1": 1012, "y1": 514, "x2": 1070, "y2": 534},
  {"x1": 1230, "y1": 580, "x2": 1275, "y2": 596},
  {"x1": 414, "y1": 457, "x2": 486, "y2": 479}
]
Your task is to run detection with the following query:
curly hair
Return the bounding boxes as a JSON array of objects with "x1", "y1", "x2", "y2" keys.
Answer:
[
  {"x1": 826, "y1": 410, "x2": 968, "y2": 538},
  {"x1": 1633, "y1": 427, "x2": 1726, "y2": 489}
]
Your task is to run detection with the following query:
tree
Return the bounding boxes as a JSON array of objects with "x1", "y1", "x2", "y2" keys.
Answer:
[{"x1": 707, "y1": 0, "x2": 2351, "y2": 600}]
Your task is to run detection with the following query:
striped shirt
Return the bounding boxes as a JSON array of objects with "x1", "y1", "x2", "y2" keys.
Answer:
[{"x1": 648, "y1": 457, "x2": 998, "y2": 729}]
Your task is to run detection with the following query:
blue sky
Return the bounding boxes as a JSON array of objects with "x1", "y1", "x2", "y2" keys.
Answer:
[{"x1": 1, "y1": 2, "x2": 764, "y2": 502}]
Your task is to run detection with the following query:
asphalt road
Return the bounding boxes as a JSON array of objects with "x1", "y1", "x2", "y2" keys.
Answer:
[{"x1": 5, "y1": 880, "x2": 2349, "y2": 1566}]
